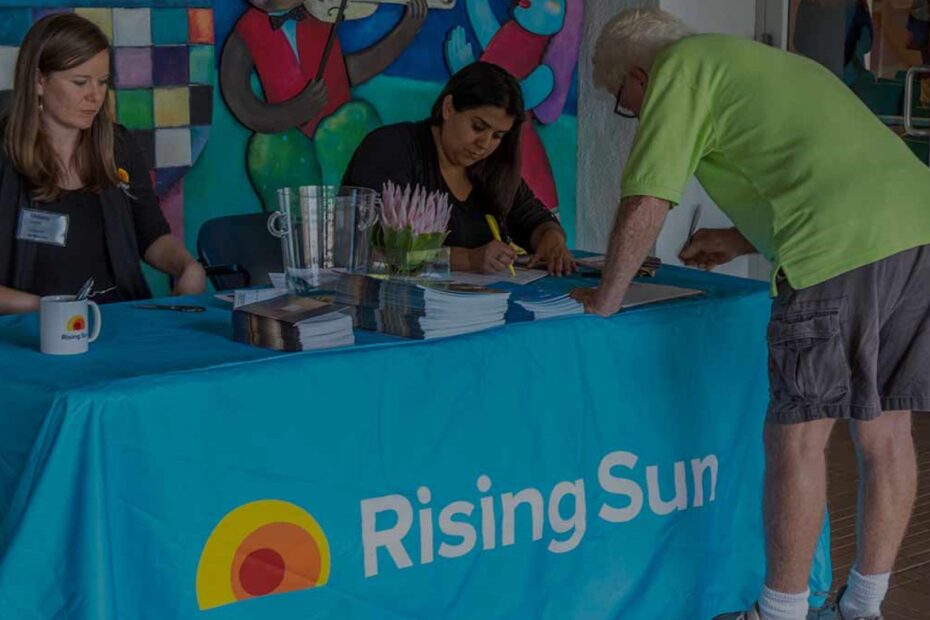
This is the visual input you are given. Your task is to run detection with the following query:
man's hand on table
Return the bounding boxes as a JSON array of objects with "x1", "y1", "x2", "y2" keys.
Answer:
[
  {"x1": 570, "y1": 286, "x2": 621, "y2": 318},
  {"x1": 570, "y1": 195, "x2": 669, "y2": 319}
]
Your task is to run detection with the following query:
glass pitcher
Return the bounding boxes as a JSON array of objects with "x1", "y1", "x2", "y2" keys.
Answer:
[{"x1": 267, "y1": 186, "x2": 378, "y2": 294}]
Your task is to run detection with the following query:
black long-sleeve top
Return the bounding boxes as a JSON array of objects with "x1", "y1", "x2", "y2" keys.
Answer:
[
  {"x1": 342, "y1": 120, "x2": 559, "y2": 251},
  {"x1": 0, "y1": 124, "x2": 169, "y2": 302}
]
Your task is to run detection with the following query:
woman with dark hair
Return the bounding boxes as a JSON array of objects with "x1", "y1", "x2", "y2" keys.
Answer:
[
  {"x1": 342, "y1": 61, "x2": 574, "y2": 275},
  {"x1": 0, "y1": 13, "x2": 205, "y2": 315}
]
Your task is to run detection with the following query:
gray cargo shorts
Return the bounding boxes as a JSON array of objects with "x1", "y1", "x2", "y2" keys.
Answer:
[{"x1": 767, "y1": 245, "x2": 930, "y2": 424}]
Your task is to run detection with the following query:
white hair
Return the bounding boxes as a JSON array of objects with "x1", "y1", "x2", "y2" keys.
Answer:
[{"x1": 593, "y1": 7, "x2": 695, "y2": 93}]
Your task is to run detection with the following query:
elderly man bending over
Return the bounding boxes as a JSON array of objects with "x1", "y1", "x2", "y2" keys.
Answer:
[{"x1": 572, "y1": 8, "x2": 930, "y2": 620}]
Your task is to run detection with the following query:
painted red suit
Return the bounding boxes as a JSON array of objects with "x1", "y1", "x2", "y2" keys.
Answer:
[
  {"x1": 236, "y1": 9, "x2": 351, "y2": 138},
  {"x1": 481, "y1": 21, "x2": 558, "y2": 211}
]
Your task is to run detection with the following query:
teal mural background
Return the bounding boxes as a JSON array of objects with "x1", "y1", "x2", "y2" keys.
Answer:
[
  {"x1": 177, "y1": 1, "x2": 579, "y2": 297},
  {"x1": 0, "y1": 1, "x2": 579, "y2": 296}
]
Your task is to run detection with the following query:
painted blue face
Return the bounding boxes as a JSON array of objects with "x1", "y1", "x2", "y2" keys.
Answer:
[{"x1": 513, "y1": 0, "x2": 565, "y2": 36}]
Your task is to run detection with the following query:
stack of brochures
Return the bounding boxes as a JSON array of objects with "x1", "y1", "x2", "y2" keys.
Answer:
[
  {"x1": 495, "y1": 280, "x2": 703, "y2": 322},
  {"x1": 328, "y1": 273, "x2": 510, "y2": 339},
  {"x1": 492, "y1": 282, "x2": 584, "y2": 322},
  {"x1": 233, "y1": 295, "x2": 355, "y2": 351}
]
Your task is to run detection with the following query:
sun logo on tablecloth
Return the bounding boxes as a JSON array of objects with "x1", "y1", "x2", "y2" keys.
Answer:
[
  {"x1": 66, "y1": 315, "x2": 85, "y2": 332},
  {"x1": 196, "y1": 500, "x2": 330, "y2": 610}
]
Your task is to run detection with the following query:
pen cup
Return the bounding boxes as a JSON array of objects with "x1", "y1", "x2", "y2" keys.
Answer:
[{"x1": 39, "y1": 295, "x2": 102, "y2": 355}]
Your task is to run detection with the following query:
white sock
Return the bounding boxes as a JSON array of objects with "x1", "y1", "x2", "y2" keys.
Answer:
[
  {"x1": 840, "y1": 568, "x2": 889, "y2": 619},
  {"x1": 758, "y1": 585, "x2": 809, "y2": 620}
]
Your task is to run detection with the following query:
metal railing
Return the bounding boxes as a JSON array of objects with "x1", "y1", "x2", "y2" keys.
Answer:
[{"x1": 904, "y1": 66, "x2": 930, "y2": 139}]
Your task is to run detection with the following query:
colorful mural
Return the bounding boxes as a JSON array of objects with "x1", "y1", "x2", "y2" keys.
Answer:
[
  {"x1": 220, "y1": 0, "x2": 435, "y2": 212},
  {"x1": 445, "y1": 0, "x2": 583, "y2": 211},
  {"x1": 0, "y1": 1, "x2": 216, "y2": 242},
  {"x1": 219, "y1": 0, "x2": 582, "y2": 219},
  {"x1": 0, "y1": 0, "x2": 582, "y2": 293}
]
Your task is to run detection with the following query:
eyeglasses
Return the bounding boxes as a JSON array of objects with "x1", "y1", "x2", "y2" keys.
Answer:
[{"x1": 614, "y1": 79, "x2": 637, "y2": 119}]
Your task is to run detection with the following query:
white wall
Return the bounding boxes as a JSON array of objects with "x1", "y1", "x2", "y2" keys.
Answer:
[
  {"x1": 663, "y1": 0, "x2": 757, "y2": 39},
  {"x1": 759, "y1": 0, "x2": 790, "y2": 48},
  {"x1": 576, "y1": 0, "x2": 769, "y2": 279},
  {"x1": 656, "y1": 0, "x2": 757, "y2": 279},
  {"x1": 575, "y1": 0, "x2": 656, "y2": 255}
]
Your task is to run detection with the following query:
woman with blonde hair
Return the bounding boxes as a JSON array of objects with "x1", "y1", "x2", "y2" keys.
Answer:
[{"x1": 0, "y1": 13, "x2": 204, "y2": 315}]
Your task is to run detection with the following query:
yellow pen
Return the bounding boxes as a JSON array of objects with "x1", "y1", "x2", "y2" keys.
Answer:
[{"x1": 485, "y1": 214, "x2": 517, "y2": 277}]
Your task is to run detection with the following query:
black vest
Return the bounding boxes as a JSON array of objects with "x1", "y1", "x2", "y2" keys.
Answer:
[{"x1": 0, "y1": 125, "x2": 153, "y2": 301}]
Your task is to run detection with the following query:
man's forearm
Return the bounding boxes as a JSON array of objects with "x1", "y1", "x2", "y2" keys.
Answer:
[{"x1": 599, "y1": 195, "x2": 670, "y2": 308}]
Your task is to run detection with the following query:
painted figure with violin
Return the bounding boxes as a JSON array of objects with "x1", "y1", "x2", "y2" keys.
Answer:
[{"x1": 220, "y1": 0, "x2": 454, "y2": 210}]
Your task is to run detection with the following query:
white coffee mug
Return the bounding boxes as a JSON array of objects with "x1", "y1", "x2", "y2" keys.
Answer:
[{"x1": 39, "y1": 295, "x2": 102, "y2": 355}]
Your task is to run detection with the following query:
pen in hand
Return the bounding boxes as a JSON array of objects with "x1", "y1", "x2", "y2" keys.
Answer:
[
  {"x1": 684, "y1": 203, "x2": 702, "y2": 251},
  {"x1": 485, "y1": 214, "x2": 517, "y2": 277}
]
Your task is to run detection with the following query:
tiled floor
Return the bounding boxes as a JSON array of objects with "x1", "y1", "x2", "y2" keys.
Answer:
[{"x1": 826, "y1": 415, "x2": 930, "y2": 619}]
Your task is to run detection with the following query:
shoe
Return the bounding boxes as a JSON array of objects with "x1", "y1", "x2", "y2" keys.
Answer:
[
  {"x1": 832, "y1": 586, "x2": 883, "y2": 620},
  {"x1": 712, "y1": 604, "x2": 762, "y2": 620}
]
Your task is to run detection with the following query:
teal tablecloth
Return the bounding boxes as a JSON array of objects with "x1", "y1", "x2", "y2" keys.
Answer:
[{"x1": 0, "y1": 268, "x2": 829, "y2": 619}]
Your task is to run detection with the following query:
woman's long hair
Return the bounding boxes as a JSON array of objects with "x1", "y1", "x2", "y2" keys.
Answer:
[
  {"x1": 4, "y1": 13, "x2": 118, "y2": 201},
  {"x1": 429, "y1": 62, "x2": 526, "y2": 223}
]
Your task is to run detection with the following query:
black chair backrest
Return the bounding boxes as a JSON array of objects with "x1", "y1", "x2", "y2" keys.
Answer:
[{"x1": 197, "y1": 213, "x2": 283, "y2": 291}]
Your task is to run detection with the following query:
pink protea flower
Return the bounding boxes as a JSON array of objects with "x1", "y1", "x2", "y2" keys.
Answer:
[{"x1": 380, "y1": 181, "x2": 452, "y2": 235}]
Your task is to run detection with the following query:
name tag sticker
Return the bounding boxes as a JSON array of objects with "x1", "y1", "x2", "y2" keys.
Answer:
[{"x1": 16, "y1": 208, "x2": 69, "y2": 247}]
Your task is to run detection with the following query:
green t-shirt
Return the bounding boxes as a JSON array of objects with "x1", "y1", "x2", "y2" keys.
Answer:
[{"x1": 621, "y1": 34, "x2": 930, "y2": 293}]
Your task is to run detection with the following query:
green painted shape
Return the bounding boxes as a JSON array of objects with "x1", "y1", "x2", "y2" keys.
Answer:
[
  {"x1": 247, "y1": 129, "x2": 322, "y2": 212},
  {"x1": 181, "y1": 84, "x2": 261, "y2": 265},
  {"x1": 314, "y1": 100, "x2": 382, "y2": 187},
  {"x1": 353, "y1": 77, "x2": 440, "y2": 125},
  {"x1": 189, "y1": 45, "x2": 214, "y2": 85},
  {"x1": 116, "y1": 89, "x2": 154, "y2": 130},
  {"x1": 151, "y1": 8, "x2": 189, "y2": 45}
]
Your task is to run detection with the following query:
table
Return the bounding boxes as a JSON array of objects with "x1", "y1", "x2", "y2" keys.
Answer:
[{"x1": 0, "y1": 268, "x2": 829, "y2": 619}]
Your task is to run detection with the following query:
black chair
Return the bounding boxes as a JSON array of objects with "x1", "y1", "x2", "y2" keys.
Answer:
[{"x1": 197, "y1": 213, "x2": 283, "y2": 291}]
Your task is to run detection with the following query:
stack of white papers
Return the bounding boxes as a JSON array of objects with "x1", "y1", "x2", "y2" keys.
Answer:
[
  {"x1": 622, "y1": 282, "x2": 702, "y2": 309},
  {"x1": 233, "y1": 288, "x2": 288, "y2": 309},
  {"x1": 329, "y1": 273, "x2": 511, "y2": 339},
  {"x1": 494, "y1": 280, "x2": 702, "y2": 322},
  {"x1": 448, "y1": 268, "x2": 548, "y2": 287},
  {"x1": 492, "y1": 282, "x2": 583, "y2": 322}
]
